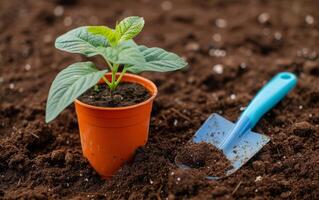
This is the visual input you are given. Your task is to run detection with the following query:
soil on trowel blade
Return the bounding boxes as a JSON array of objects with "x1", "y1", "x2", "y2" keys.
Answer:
[
  {"x1": 175, "y1": 142, "x2": 232, "y2": 177},
  {"x1": 78, "y1": 82, "x2": 151, "y2": 107}
]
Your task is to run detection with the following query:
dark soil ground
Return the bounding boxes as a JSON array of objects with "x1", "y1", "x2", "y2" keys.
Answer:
[
  {"x1": 0, "y1": 0, "x2": 319, "y2": 199},
  {"x1": 78, "y1": 82, "x2": 151, "y2": 107}
]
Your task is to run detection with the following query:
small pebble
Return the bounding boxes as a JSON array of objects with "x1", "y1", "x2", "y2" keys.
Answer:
[
  {"x1": 258, "y1": 12, "x2": 270, "y2": 24},
  {"x1": 305, "y1": 15, "x2": 314, "y2": 25},
  {"x1": 161, "y1": 1, "x2": 173, "y2": 11},
  {"x1": 240, "y1": 106, "x2": 246, "y2": 111},
  {"x1": 230, "y1": 94, "x2": 236, "y2": 100},
  {"x1": 149, "y1": 179, "x2": 154, "y2": 184},
  {"x1": 64, "y1": 16, "x2": 73, "y2": 26},
  {"x1": 240, "y1": 62, "x2": 247, "y2": 69},
  {"x1": 212, "y1": 64, "x2": 223, "y2": 74},
  {"x1": 299, "y1": 105, "x2": 303, "y2": 110},
  {"x1": 212, "y1": 33, "x2": 222, "y2": 42},
  {"x1": 215, "y1": 18, "x2": 227, "y2": 28},
  {"x1": 186, "y1": 42, "x2": 200, "y2": 51},
  {"x1": 24, "y1": 64, "x2": 31, "y2": 71},
  {"x1": 54, "y1": 6, "x2": 64, "y2": 17},
  {"x1": 9, "y1": 83, "x2": 15, "y2": 89},
  {"x1": 209, "y1": 49, "x2": 226, "y2": 57},
  {"x1": 255, "y1": 176, "x2": 263, "y2": 182},
  {"x1": 274, "y1": 32, "x2": 282, "y2": 40},
  {"x1": 173, "y1": 119, "x2": 178, "y2": 126},
  {"x1": 177, "y1": 177, "x2": 181, "y2": 181}
]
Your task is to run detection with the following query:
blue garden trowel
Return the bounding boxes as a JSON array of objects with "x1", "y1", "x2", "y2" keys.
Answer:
[{"x1": 177, "y1": 72, "x2": 297, "y2": 179}]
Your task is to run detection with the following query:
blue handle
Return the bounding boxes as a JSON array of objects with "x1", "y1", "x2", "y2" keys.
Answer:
[{"x1": 241, "y1": 72, "x2": 297, "y2": 128}]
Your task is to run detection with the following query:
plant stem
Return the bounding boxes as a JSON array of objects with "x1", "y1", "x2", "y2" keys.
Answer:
[
  {"x1": 113, "y1": 67, "x2": 127, "y2": 88},
  {"x1": 102, "y1": 76, "x2": 112, "y2": 88},
  {"x1": 110, "y1": 64, "x2": 119, "y2": 91}
]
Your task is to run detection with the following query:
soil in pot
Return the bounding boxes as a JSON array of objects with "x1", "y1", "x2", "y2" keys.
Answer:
[
  {"x1": 175, "y1": 142, "x2": 232, "y2": 177},
  {"x1": 78, "y1": 82, "x2": 151, "y2": 107}
]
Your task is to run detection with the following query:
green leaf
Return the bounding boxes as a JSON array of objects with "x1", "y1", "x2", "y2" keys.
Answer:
[
  {"x1": 55, "y1": 27, "x2": 109, "y2": 57},
  {"x1": 45, "y1": 62, "x2": 107, "y2": 123},
  {"x1": 98, "y1": 45, "x2": 145, "y2": 65},
  {"x1": 87, "y1": 26, "x2": 118, "y2": 46},
  {"x1": 127, "y1": 46, "x2": 188, "y2": 73},
  {"x1": 115, "y1": 16, "x2": 144, "y2": 42}
]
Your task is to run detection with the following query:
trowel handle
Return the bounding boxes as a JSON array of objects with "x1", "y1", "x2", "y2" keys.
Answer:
[{"x1": 241, "y1": 72, "x2": 297, "y2": 128}]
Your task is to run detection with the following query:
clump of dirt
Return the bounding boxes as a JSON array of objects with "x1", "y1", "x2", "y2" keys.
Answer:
[
  {"x1": 78, "y1": 82, "x2": 151, "y2": 107},
  {"x1": 175, "y1": 142, "x2": 232, "y2": 177}
]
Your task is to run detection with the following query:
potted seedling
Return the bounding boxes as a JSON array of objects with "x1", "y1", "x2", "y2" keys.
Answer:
[{"x1": 45, "y1": 16, "x2": 187, "y2": 177}]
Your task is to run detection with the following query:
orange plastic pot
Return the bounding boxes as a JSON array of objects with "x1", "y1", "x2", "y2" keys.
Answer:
[{"x1": 74, "y1": 73, "x2": 158, "y2": 178}]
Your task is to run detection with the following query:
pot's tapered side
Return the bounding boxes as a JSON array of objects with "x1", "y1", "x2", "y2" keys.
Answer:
[{"x1": 74, "y1": 73, "x2": 157, "y2": 178}]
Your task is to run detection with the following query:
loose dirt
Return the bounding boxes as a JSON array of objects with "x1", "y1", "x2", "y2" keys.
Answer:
[
  {"x1": 78, "y1": 82, "x2": 151, "y2": 107},
  {"x1": 0, "y1": 0, "x2": 319, "y2": 199},
  {"x1": 175, "y1": 142, "x2": 232, "y2": 177}
]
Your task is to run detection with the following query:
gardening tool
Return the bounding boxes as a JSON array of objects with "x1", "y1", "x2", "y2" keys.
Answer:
[{"x1": 176, "y1": 72, "x2": 297, "y2": 179}]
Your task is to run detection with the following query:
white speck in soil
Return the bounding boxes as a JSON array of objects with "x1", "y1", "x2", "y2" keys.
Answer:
[
  {"x1": 255, "y1": 176, "x2": 263, "y2": 182},
  {"x1": 258, "y1": 12, "x2": 270, "y2": 24},
  {"x1": 85, "y1": 178, "x2": 89, "y2": 182},
  {"x1": 299, "y1": 105, "x2": 303, "y2": 110},
  {"x1": 240, "y1": 62, "x2": 247, "y2": 69},
  {"x1": 149, "y1": 179, "x2": 154, "y2": 184},
  {"x1": 215, "y1": 18, "x2": 227, "y2": 28},
  {"x1": 230, "y1": 94, "x2": 236, "y2": 100},
  {"x1": 66, "y1": 183, "x2": 69, "y2": 187},
  {"x1": 309, "y1": 113, "x2": 313, "y2": 118},
  {"x1": 64, "y1": 16, "x2": 73, "y2": 27},
  {"x1": 274, "y1": 31, "x2": 282, "y2": 40},
  {"x1": 305, "y1": 15, "x2": 314, "y2": 25},
  {"x1": 186, "y1": 42, "x2": 200, "y2": 51},
  {"x1": 79, "y1": 173, "x2": 83, "y2": 177},
  {"x1": 66, "y1": 140, "x2": 70, "y2": 144},
  {"x1": 240, "y1": 106, "x2": 246, "y2": 111},
  {"x1": 9, "y1": 83, "x2": 15, "y2": 89},
  {"x1": 209, "y1": 49, "x2": 226, "y2": 57},
  {"x1": 173, "y1": 119, "x2": 178, "y2": 126},
  {"x1": 212, "y1": 64, "x2": 224, "y2": 74},
  {"x1": 24, "y1": 64, "x2": 31, "y2": 71},
  {"x1": 212, "y1": 33, "x2": 222, "y2": 42},
  {"x1": 170, "y1": 172, "x2": 175, "y2": 176},
  {"x1": 161, "y1": 1, "x2": 173, "y2": 11},
  {"x1": 177, "y1": 177, "x2": 181, "y2": 181},
  {"x1": 54, "y1": 6, "x2": 64, "y2": 17}
]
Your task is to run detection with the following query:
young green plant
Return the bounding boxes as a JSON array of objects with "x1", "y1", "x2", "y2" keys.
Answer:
[{"x1": 45, "y1": 16, "x2": 187, "y2": 123}]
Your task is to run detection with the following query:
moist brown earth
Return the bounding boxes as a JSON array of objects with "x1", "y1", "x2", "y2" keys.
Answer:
[
  {"x1": 78, "y1": 82, "x2": 151, "y2": 107},
  {"x1": 175, "y1": 142, "x2": 232, "y2": 177},
  {"x1": 1, "y1": 0, "x2": 319, "y2": 199}
]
